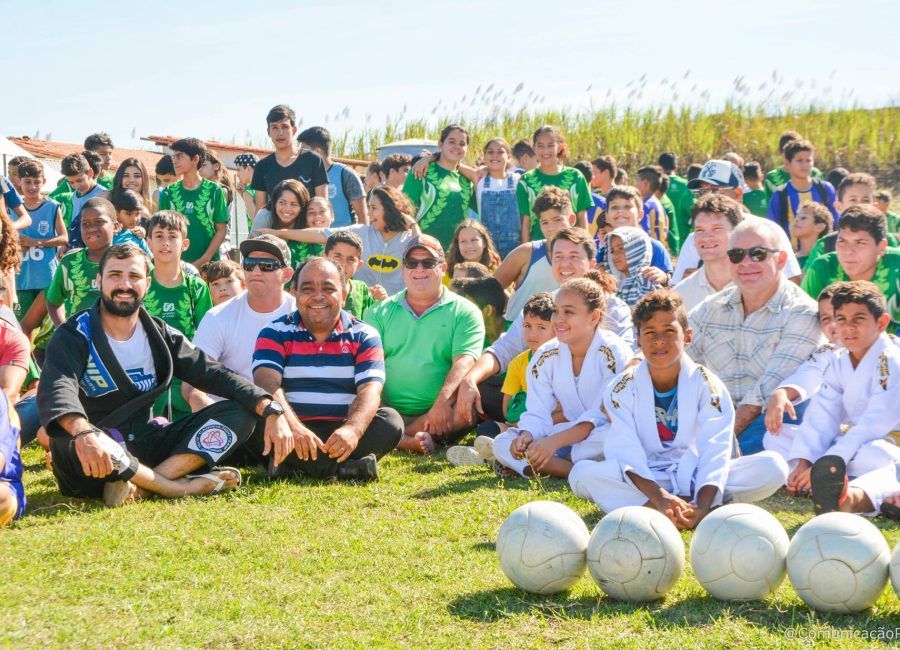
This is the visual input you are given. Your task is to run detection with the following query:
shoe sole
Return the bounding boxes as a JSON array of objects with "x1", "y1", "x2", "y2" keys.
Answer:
[
  {"x1": 810, "y1": 455, "x2": 847, "y2": 515},
  {"x1": 473, "y1": 436, "x2": 495, "y2": 462},
  {"x1": 446, "y1": 446, "x2": 484, "y2": 467}
]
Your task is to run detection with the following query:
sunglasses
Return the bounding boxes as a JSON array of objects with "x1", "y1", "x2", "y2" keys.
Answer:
[
  {"x1": 242, "y1": 257, "x2": 285, "y2": 272},
  {"x1": 691, "y1": 186, "x2": 723, "y2": 198},
  {"x1": 726, "y1": 246, "x2": 780, "y2": 264},
  {"x1": 403, "y1": 258, "x2": 439, "y2": 270}
]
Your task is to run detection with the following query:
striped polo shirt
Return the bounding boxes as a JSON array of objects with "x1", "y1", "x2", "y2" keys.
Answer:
[{"x1": 253, "y1": 310, "x2": 385, "y2": 421}]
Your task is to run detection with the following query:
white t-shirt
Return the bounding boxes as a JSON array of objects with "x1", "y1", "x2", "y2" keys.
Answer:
[
  {"x1": 192, "y1": 291, "x2": 296, "y2": 381},
  {"x1": 672, "y1": 214, "x2": 802, "y2": 284},
  {"x1": 108, "y1": 320, "x2": 158, "y2": 393}
]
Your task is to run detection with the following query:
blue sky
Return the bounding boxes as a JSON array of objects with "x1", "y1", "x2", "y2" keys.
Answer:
[{"x1": 4, "y1": 0, "x2": 898, "y2": 152}]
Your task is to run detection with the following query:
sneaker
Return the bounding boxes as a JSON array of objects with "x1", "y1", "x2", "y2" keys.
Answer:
[
  {"x1": 446, "y1": 445, "x2": 485, "y2": 467},
  {"x1": 337, "y1": 454, "x2": 379, "y2": 482},
  {"x1": 810, "y1": 455, "x2": 848, "y2": 515},
  {"x1": 473, "y1": 435, "x2": 496, "y2": 462}
]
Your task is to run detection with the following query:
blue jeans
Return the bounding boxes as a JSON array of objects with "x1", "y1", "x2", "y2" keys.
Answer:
[
  {"x1": 480, "y1": 176, "x2": 520, "y2": 259},
  {"x1": 738, "y1": 401, "x2": 807, "y2": 455},
  {"x1": 15, "y1": 395, "x2": 40, "y2": 447}
]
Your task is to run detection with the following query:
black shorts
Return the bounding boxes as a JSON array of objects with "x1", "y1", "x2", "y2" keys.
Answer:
[{"x1": 49, "y1": 400, "x2": 258, "y2": 499}]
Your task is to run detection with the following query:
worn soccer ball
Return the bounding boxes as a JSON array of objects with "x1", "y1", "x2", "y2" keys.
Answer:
[
  {"x1": 587, "y1": 506, "x2": 685, "y2": 601},
  {"x1": 496, "y1": 500, "x2": 590, "y2": 594},
  {"x1": 690, "y1": 504, "x2": 789, "y2": 601},
  {"x1": 890, "y1": 540, "x2": 900, "y2": 597},
  {"x1": 786, "y1": 512, "x2": 890, "y2": 613}
]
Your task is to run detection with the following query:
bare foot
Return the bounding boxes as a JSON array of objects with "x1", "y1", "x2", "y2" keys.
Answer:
[{"x1": 398, "y1": 432, "x2": 435, "y2": 455}]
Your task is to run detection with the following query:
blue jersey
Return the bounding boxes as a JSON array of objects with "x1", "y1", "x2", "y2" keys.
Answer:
[
  {"x1": 0, "y1": 395, "x2": 24, "y2": 521},
  {"x1": 16, "y1": 198, "x2": 61, "y2": 290},
  {"x1": 642, "y1": 195, "x2": 669, "y2": 249},
  {"x1": 326, "y1": 162, "x2": 365, "y2": 228},
  {"x1": 767, "y1": 180, "x2": 839, "y2": 248},
  {"x1": 113, "y1": 230, "x2": 153, "y2": 258},
  {"x1": 67, "y1": 185, "x2": 108, "y2": 248}
]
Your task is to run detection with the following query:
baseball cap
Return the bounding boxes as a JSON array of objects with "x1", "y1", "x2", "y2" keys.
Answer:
[
  {"x1": 688, "y1": 159, "x2": 745, "y2": 190},
  {"x1": 234, "y1": 153, "x2": 259, "y2": 168},
  {"x1": 239, "y1": 234, "x2": 291, "y2": 267},
  {"x1": 402, "y1": 234, "x2": 445, "y2": 261}
]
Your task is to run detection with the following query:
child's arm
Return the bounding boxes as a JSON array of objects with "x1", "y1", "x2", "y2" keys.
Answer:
[
  {"x1": 765, "y1": 387, "x2": 799, "y2": 433},
  {"x1": 492, "y1": 243, "x2": 530, "y2": 290},
  {"x1": 256, "y1": 227, "x2": 328, "y2": 244},
  {"x1": 501, "y1": 393, "x2": 512, "y2": 420},
  {"x1": 193, "y1": 222, "x2": 227, "y2": 269},
  {"x1": 626, "y1": 470, "x2": 694, "y2": 529},
  {"x1": 10, "y1": 203, "x2": 31, "y2": 231},
  {"x1": 46, "y1": 301, "x2": 66, "y2": 328},
  {"x1": 519, "y1": 214, "x2": 531, "y2": 244},
  {"x1": 526, "y1": 421, "x2": 592, "y2": 472},
  {"x1": 574, "y1": 210, "x2": 587, "y2": 230}
]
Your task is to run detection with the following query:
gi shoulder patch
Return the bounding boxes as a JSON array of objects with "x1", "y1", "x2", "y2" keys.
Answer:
[
  {"x1": 808, "y1": 342, "x2": 835, "y2": 361},
  {"x1": 609, "y1": 370, "x2": 634, "y2": 410},
  {"x1": 698, "y1": 365, "x2": 722, "y2": 413},
  {"x1": 598, "y1": 345, "x2": 617, "y2": 373},
  {"x1": 879, "y1": 352, "x2": 889, "y2": 391},
  {"x1": 531, "y1": 347, "x2": 559, "y2": 379}
]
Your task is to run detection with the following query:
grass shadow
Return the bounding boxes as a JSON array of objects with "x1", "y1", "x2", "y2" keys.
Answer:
[{"x1": 448, "y1": 587, "x2": 600, "y2": 622}]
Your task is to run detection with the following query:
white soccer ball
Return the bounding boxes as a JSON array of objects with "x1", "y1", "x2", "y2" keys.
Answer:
[
  {"x1": 891, "y1": 541, "x2": 900, "y2": 597},
  {"x1": 587, "y1": 506, "x2": 685, "y2": 601},
  {"x1": 496, "y1": 500, "x2": 590, "y2": 594},
  {"x1": 690, "y1": 503, "x2": 789, "y2": 601},
  {"x1": 786, "y1": 512, "x2": 890, "y2": 613}
]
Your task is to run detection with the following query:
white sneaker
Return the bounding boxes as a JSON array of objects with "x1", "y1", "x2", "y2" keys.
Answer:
[
  {"x1": 473, "y1": 435, "x2": 496, "y2": 462},
  {"x1": 446, "y1": 445, "x2": 485, "y2": 467}
]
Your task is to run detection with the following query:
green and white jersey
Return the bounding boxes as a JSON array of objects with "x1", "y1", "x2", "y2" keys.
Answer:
[
  {"x1": 158, "y1": 178, "x2": 228, "y2": 263},
  {"x1": 516, "y1": 166, "x2": 593, "y2": 240},
  {"x1": 143, "y1": 271, "x2": 212, "y2": 339},
  {"x1": 402, "y1": 163, "x2": 476, "y2": 250},
  {"x1": 45, "y1": 249, "x2": 100, "y2": 313}
]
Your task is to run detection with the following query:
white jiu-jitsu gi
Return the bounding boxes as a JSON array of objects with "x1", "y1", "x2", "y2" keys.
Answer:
[
  {"x1": 493, "y1": 327, "x2": 632, "y2": 477},
  {"x1": 569, "y1": 354, "x2": 787, "y2": 512},
  {"x1": 775, "y1": 332, "x2": 900, "y2": 476}
]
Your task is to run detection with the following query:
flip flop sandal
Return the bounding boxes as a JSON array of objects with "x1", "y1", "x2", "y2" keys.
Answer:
[
  {"x1": 186, "y1": 466, "x2": 242, "y2": 494},
  {"x1": 810, "y1": 455, "x2": 848, "y2": 515}
]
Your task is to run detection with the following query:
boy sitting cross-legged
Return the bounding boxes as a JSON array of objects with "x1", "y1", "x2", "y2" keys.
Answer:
[
  {"x1": 779, "y1": 281, "x2": 900, "y2": 514},
  {"x1": 569, "y1": 290, "x2": 788, "y2": 529}
]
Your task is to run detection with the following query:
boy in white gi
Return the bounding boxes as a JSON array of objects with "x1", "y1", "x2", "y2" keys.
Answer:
[
  {"x1": 492, "y1": 277, "x2": 633, "y2": 478},
  {"x1": 780, "y1": 281, "x2": 900, "y2": 514},
  {"x1": 569, "y1": 290, "x2": 788, "y2": 529}
]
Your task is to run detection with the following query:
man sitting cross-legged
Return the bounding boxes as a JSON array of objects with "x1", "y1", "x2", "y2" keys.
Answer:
[
  {"x1": 252, "y1": 257, "x2": 403, "y2": 481},
  {"x1": 37, "y1": 243, "x2": 290, "y2": 506}
]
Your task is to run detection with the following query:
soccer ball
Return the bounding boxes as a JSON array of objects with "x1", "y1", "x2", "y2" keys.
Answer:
[
  {"x1": 496, "y1": 500, "x2": 590, "y2": 594},
  {"x1": 586, "y1": 506, "x2": 685, "y2": 601},
  {"x1": 891, "y1": 541, "x2": 900, "y2": 597},
  {"x1": 786, "y1": 512, "x2": 890, "y2": 613},
  {"x1": 690, "y1": 504, "x2": 789, "y2": 601}
]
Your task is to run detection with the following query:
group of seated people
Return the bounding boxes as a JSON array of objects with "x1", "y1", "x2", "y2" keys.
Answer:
[{"x1": 1, "y1": 116, "x2": 899, "y2": 535}]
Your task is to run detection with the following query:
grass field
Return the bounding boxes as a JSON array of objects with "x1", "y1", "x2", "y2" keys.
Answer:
[{"x1": 3, "y1": 444, "x2": 898, "y2": 649}]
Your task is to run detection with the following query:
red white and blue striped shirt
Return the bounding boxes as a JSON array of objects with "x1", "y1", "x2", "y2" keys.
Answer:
[{"x1": 253, "y1": 310, "x2": 385, "y2": 422}]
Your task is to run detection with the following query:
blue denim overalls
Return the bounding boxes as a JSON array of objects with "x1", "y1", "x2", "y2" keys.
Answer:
[{"x1": 480, "y1": 174, "x2": 520, "y2": 259}]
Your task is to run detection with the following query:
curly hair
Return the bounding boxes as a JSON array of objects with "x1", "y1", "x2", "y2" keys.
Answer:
[
  {"x1": 447, "y1": 219, "x2": 501, "y2": 276},
  {"x1": 369, "y1": 186, "x2": 416, "y2": 233},
  {"x1": 632, "y1": 289, "x2": 688, "y2": 331},
  {"x1": 0, "y1": 206, "x2": 20, "y2": 274}
]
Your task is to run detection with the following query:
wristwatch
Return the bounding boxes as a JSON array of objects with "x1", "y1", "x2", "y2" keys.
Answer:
[{"x1": 262, "y1": 400, "x2": 285, "y2": 419}]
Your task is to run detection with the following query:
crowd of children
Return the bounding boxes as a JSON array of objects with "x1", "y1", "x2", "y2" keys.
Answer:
[{"x1": 1, "y1": 111, "x2": 899, "y2": 532}]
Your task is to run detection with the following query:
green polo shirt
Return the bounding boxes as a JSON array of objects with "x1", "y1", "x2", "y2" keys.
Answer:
[{"x1": 363, "y1": 287, "x2": 485, "y2": 416}]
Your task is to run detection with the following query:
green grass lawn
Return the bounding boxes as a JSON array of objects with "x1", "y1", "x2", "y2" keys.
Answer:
[{"x1": 3, "y1": 445, "x2": 898, "y2": 649}]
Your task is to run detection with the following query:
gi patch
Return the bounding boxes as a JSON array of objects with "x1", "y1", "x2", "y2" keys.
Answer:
[
  {"x1": 609, "y1": 370, "x2": 634, "y2": 410},
  {"x1": 531, "y1": 347, "x2": 559, "y2": 379},
  {"x1": 698, "y1": 365, "x2": 722, "y2": 413},
  {"x1": 598, "y1": 345, "x2": 616, "y2": 373},
  {"x1": 879, "y1": 352, "x2": 889, "y2": 390},
  {"x1": 188, "y1": 419, "x2": 236, "y2": 461},
  {"x1": 808, "y1": 343, "x2": 834, "y2": 362}
]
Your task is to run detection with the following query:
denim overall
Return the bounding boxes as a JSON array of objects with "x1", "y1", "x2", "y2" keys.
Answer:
[{"x1": 480, "y1": 174, "x2": 520, "y2": 259}]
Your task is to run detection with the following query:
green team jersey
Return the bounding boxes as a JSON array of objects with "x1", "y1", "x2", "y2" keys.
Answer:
[
  {"x1": 50, "y1": 171, "x2": 115, "y2": 200},
  {"x1": 886, "y1": 212, "x2": 900, "y2": 234},
  {"x1": 344, "y1": 278, "x2": 374, "y2": 319},
  {"x1": 516, "y1": 166, "x2": 593, "y2": 240},
  {"x1": 659, "y1": 193, "x2": 678, "y2": 252},
  {"x1": 157, "y1": 178, "x2": 228, "y2": 263},
  {"x1": 143, "y1": 270, "x2": 212, "y2": 339},
  {"x1": 46, "y1": 248, "x2": 100, "y2": 313},
  {"x1": 287, "y1": 241, "x2": 323, "y2": 269},
  {"x1": 403, "y1": 163, "x2": 476, "y2": 250},
  {"x1": 764, "y1": 166, "x2": 823, "y2": 197},
  {"x1": 665, "y1": 174, "x2": 692, "y2": 255},
  {"x1": 743, "y1": 188, "x2": 769, "y2": 217},
  {"x1": 55, "y1": 191, "x2": 74, "y2": 227},
  {"x1": 802, "y1": 248, "x2": 900, "y2": 333},
  {"x1": 802, "y1": 232, "x2": 900, "y2": 272}
]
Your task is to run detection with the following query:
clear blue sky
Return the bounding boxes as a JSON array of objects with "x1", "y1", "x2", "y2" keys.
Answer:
[{"x1": 4, "y1": 0, "x2": 898, "y2": 152}]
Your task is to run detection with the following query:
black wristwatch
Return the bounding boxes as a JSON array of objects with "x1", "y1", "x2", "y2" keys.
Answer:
[{"x1": 262, "y1": 400, "x2": 285, "y2": 419}]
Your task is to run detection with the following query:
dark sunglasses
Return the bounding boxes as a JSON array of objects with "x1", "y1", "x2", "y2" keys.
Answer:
[
  {"x1": 242, "y1": 257, "x2": 285, "y2": 272},
  {"x1": 403, "y1": 258, "x2": 439, "y2": 270},
  {"x1": 726, "y1": 246, "x2": 780, "y2": 264},
  {"x1": 690, "y1": 186, "x2": 723, "y2": 198}
]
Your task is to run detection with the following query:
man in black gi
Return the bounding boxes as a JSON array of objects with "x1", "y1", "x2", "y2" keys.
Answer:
[{"x1": 37, "y1": 243, "x2": 295, "y2": 505}]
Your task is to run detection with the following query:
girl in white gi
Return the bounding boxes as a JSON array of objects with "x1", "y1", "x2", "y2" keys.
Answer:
[
  {"x1": 569, "y1": 291, "x2": 788, "y2": 529},
  {"x1": 492, "y1": 277, "x2": 633, "y2": 478},
  {"x1": 778, "y1": 281, "x2": 900, "y2": 512}
]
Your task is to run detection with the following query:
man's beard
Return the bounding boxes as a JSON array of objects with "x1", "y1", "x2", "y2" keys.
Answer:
[{"x1": 102, "y1": 291, "x2": 141, "y2": 317}]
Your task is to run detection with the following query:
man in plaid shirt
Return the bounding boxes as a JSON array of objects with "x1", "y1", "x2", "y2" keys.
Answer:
[{"x1": 687, "y1": 219, "x2": 823, "y2": 455}]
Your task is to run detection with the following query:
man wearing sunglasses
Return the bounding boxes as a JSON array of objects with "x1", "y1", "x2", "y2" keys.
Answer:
[
  {"x1": 364, "y1": 234, "x2": 485, "y2": 455},
  {"x1": 687, "y1": 219, "x2": 823, "y2": 455},
  {"x1": 184, "y1": 235, "x2": 296, "y2": 416},
  {"x1": 671, "y1": 160, "x2": 801, "y2": 285}
]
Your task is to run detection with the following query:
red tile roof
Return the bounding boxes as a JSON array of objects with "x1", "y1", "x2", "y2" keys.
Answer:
[
  {"x1": 142, "y1": 135, "x2": 372, "y2": 169},
  {"x1": 9, "y1": 137, "x2": 163, "y2": 173}
]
